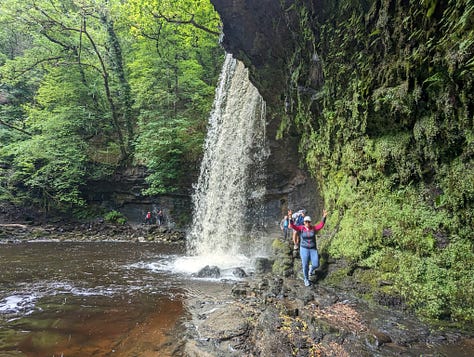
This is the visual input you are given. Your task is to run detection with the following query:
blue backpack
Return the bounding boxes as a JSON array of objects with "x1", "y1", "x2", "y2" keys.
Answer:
[{"x1": 294, "y1": 210, "x2": 305, "y2": 225}]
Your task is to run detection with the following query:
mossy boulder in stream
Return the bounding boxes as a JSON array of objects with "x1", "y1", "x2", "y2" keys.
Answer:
[{"x1": 271, "y1": 238, "x2": 293, "y2": 276}]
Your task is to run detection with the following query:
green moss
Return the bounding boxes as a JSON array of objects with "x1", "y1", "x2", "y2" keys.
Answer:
[
  {"x1": 324, "y1": 267, "x2": 350, "y2": 286},
  {"x1": 273, "y1": 258, "x2": 293, "y2": 276},
  {"x1": 272, "y1": 238, "x2": 293, "y2": 276},
  {"x1": 281, "y1": 0, "x2": 474, "y2": 326},
  {"x1": 272, "y1": 238, "x2": 291, "y2": 255},
  {"x1": 29, "y1": 331, "x2": 64, "y2": 350}
]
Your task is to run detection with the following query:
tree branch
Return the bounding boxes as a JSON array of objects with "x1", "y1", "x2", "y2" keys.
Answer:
[
  {"x1": 0, "y1": 119, "x2": 32, "y2": 136},
  {"x1": 8, "y1": 56, "x2": 64, "y2": 80},
  {"x1": 151, "y1": 11, "x2": 220, "y2": 36}
]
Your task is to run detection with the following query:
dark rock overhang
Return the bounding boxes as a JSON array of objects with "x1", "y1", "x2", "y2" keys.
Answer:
[{"x1": 210, "y1": 0, "x2": 297, "y2": 107}]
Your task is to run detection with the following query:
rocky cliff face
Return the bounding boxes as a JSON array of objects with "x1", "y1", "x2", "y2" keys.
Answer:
[
  {"x1": 83, "y1": 166, "x2": 192, "y2": 227},
  {"x1": 211, "y1": 0, "x2": 474, "y2": 325},
  {"x1": 210, "y1": 0, "x2": 293, "y2": 104},
  {"x1": 211, "y1": 0, "x2": 324, "y2": 219}
]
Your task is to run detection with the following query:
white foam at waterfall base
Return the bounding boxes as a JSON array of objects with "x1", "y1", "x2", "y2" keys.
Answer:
[
  {"x1": 171, "y1": 254, "x2": 253, "y2": 279},
  {"x1": 176, "y1": 54, "x2": 269, "y2": 275}
]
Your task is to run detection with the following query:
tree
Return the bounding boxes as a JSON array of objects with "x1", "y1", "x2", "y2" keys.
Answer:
[
  {"x1": 0, "y1": 0, "x2": 135, "y2": 162},
  {"x1": 0, "y1": 0, "x2": 135, "y2": 210},
  {"x1": 0, "y1": 0, "x2": 224, "y2": 211},
  {"x1": 123, "y1": 0, "x2": 223, "y2": 193}
]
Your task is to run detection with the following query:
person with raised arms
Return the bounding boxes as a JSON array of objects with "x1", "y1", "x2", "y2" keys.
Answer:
[{"x1": 289, "y1": 208, "x2": 328, "y2": 287}]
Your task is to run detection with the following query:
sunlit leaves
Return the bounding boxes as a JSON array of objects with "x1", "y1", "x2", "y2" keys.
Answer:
[
  {"x1": 123, "y1": 0, "x2": 223, "y2": 192},
  {"x1": 0, "y1": 0, "x2": 223, "y2": 210}
]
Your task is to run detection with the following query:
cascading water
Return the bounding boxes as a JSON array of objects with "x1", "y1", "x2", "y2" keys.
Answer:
[{"x1": 183, "y1": 54, "x2": 269, "y2": 273}]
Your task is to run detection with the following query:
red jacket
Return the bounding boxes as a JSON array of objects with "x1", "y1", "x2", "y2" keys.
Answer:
[{"x1": 290, "y1": 218, "x2": 325, "y2": 249}]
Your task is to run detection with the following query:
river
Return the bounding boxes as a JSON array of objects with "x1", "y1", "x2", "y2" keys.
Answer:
[{"x1": 0, "y1": 241, "x2": 204, "y2": 357}]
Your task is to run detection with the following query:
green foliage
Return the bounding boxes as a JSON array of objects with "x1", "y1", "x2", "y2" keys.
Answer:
[
  {"x1": 104, "y1": 210, "x2": 127, "y2": 225},
  {"x1": 125, "y1": 0, "x2": 223, "y2": 193},
  {"x1": 438, "y1": 159, "x2": 474, "y2": 237},
  {"x1": 135, "y1": 116, "x2": 193, "y2": 194},
  {"x1": 395, "y1": 242, "x2": 474, "y2": 323},
  {"x1": 0, "y1": 0, "x2": 223, "y2": 212},
  {"x1": 284, "y1": 0, "x2": 474, "y2": 325},
  {"x1": 2, "y1": 132, "x2": 89, "y2": 210}
]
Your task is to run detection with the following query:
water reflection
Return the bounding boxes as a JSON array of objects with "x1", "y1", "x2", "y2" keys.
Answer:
[{"x1": 0, "y1": 242, "x2": 187, "y2": 356}]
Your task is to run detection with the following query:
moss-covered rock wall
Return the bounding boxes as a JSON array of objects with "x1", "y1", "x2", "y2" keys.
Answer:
[{"x1": 212, "y1": 0, "x2": 473, "y2": 326}]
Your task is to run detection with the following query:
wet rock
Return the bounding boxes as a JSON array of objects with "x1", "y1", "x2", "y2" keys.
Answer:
[
  {"x1": 232, "y1": 267, "x2": 247, "y2": 278},
  {"x1": 0, "y1": 220, "x2": 188, "y2": 245},
  {"x1": 198, "y1": 305, "x2": 249, "y2": 341},
  {"x1": 231, "y1": 283, "x2": 248, "y2": 297},
  {"x1": 250, "y1": 278, "x2": 269, "y2": 297},
  {"x1": 252, "y1": 306, "x2": 293, "y2": 356},
  {"x1": 268, "y1": 277, "x2": 284, "y2": 298},
  {"x1": 194, "y1": 265, "x2": 221, "y2": 279},
  {"x1": 312, "y1": 289, "x2": 340, "y2": 309},
  {"x1": 365, "y1": 330, "x2": 392, "y2": 348},
  {"x1": 183, "y1": 271, "x2": 474, "y2": 357},
  {"x1": 373, "y1": 290, "x2": 406, "y2": 310},
  {"x1": 255, "y1": 257, "x2": 273, "y2": 274}
]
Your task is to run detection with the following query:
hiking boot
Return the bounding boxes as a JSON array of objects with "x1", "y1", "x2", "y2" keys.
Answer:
[{"x1": 304, "y1": 279, "x2": 310, "y2": 287}]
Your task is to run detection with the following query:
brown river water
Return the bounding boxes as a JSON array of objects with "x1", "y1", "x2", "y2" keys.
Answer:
[{"x1": 0, "y1": 241, "x2": 197, "y2": 357}]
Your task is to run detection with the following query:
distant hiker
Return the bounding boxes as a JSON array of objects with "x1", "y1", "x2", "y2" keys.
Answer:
[
  {"x1": 289, "y1": 208, "x2": 328, "y2": 287},
  {"x1": 157, "y1": 210, "x2": 164, "y2": 226},
  {"x1": 280, "y1": 214, "x2": 290, "y2": 240},
  {"x1": 291, "y1": 209, "x2": 306, "y2": 250},
  {"x1": 145, "y1": 211, "x2": 152, "y2": 225}
]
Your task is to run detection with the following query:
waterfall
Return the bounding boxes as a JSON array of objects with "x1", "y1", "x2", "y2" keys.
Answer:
[{"x1": 185, "y1": 54, "x2": 269, "y2": 271}]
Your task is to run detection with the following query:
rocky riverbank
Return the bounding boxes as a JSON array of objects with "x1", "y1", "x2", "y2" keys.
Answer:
[
  {"x1": 182, "y1": 271, "x2": 474, "y2": 356},
  {"x1": 0, "y1": 221, "x2": 185, "y2": 244}
]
